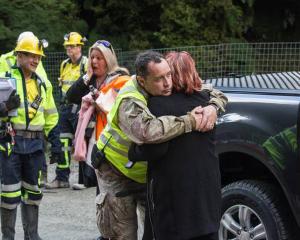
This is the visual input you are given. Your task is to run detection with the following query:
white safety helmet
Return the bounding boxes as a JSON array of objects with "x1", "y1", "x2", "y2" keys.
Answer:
[{"x1": 17, "y1": 31, "x2": 35, "y2": 43}]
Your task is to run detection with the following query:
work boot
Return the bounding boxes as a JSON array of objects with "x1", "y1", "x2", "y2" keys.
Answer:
[
  {"x1": 45, "y1": 179, "x2": 69, "y2": 189},
  {"x1": 21, "y1": 203, "x2": 42, "y2": 240},
  {"x1": 1, "y1": 207, "x2": 17, "y2": 240}
]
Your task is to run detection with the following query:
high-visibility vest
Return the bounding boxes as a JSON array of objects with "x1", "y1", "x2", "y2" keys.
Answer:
[
  {"x1": 0, "y1": 67, "x2": 58, "y2": 137},
  {"x1": 95, "y1": 75, "x2": 130, "y2": 140},
  {"x1": 59, "y1": 56, "x2": 87, "y2": 94},
  {"x1": 97, "y1": 79, "x2": 147, "y2": 183}
]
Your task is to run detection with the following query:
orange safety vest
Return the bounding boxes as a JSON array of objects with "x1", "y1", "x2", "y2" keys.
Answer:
[{"x1": 95, "y1": 75, "x2": 130, "y2": 139}]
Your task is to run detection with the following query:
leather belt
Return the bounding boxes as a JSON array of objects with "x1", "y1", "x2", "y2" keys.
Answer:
[{"x1": 15, "y1": 130, "x2": 44, "y2": 139}]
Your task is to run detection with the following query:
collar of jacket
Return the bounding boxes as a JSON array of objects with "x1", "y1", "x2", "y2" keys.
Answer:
[
  {"x1": 67, "y1": 54, "x2": 83, "y2": 65},
  {"x1": 132, "y1": 75, "x2": 150, "y2": 100},
  {"x1": 12, "y1": 65, "x2": 39, "y2": 80}
]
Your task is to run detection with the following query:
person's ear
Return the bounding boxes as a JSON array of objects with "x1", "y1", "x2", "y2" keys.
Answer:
[
  {"x1": 137, "y1": 75, "x2": 146, "y2": 88},
  {"x1": 16, "y1": 53, "x2": 23, "y2": 63}
]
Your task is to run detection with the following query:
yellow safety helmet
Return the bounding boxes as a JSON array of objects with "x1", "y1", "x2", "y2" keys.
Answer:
[
  {"x1": 63, "y1": 32, "x2": 87, "y2": 46},
  {"x1": 15, "y1": 36, "x2": 47, "y2": 57}
]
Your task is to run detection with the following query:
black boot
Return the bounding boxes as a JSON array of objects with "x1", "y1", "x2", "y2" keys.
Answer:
[
  {"x1": 21, "y1": 204, "x2": 42, "y2": 240},
  {"x1": 1, "y1": 207, "x2": 17, "y2": 240}
]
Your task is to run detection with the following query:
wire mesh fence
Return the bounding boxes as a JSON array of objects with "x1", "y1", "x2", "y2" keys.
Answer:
[{"x1": 43, "y1": 42, "x2": 300, "y2": 103}]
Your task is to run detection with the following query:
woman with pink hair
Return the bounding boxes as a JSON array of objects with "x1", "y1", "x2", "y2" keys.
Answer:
[{"x1": 129, "y1": 51, "x2": 222, "y2": 240}]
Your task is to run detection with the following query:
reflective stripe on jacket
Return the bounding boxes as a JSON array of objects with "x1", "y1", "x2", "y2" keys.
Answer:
[
  {"x1": 97, "y1": 79, "x2": 147, "y2": 183},
  {"x1": 0, "y1": 67, "x2": 58, "y2": 137}
]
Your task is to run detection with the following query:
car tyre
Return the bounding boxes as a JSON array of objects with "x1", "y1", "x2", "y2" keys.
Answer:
[{"x1": 219, "y1": 180, "x2": 294, "y2": 240}]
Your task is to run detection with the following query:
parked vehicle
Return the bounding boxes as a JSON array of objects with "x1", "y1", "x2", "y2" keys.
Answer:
[{"x1": 205, "y1": 72, "x2": 300, "y2": 240}]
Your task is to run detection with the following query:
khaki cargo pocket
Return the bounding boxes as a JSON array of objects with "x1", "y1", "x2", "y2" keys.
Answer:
[
  {"x1": 96, "y1": 192, "x2": 138, "y2": 239},
  {"x1": 96, "y1": 192, "x2": 112, "y2": 237}
]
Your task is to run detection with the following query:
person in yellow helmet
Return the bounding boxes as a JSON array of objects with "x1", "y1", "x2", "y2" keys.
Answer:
[
  {"x1": 0, "y1": 32, "x2": 54, "y2": 187},
  {"x1": 0, "y1": 35, "x2": 59, "y2": 240},
  {"x1": 46, "y1": 32, "x2": 89, "y2": 189},
  {"x1": 0, "y1": 31, "x2": 48, "y2": 80}
]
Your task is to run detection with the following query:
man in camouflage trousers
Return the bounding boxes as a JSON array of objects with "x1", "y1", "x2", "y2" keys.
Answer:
[{"x1": 92, "y1": 50, "x2": 228, "y2": 240}]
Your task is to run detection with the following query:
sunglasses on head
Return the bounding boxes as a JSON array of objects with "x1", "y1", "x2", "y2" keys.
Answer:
[{"x1": 95, "y1": 40, "x2": 113, "y2": 52}]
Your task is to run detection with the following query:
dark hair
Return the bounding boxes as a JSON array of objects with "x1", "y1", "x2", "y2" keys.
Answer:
[{"x1": 135, "y1": 50, "x2": 163, "y2": 78}]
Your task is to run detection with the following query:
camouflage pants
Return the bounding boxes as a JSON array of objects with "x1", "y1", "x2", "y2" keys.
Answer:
[{"x1": 95, "y1": 160, "x2": 145, "y2": 240}]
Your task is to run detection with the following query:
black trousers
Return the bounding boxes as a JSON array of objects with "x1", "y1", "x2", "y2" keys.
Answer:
[{"x1": 190, "y1": 232, "x2": 218, "y2": 240}]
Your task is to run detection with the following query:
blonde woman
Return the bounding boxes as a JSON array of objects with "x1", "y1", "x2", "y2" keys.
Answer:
[{"x1": 66, "y1": 40, "x2": 131, "y2": 240}]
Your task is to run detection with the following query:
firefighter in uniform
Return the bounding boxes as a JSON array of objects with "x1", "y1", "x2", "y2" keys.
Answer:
[
  {"x1": 46, "y1": 32, "x2": 88, "y2": 189},
  {"x1": 0, "y1": 35, "x2": 58, "y2": 240}
]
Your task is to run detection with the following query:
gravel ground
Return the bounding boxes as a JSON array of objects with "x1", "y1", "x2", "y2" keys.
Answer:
[{"x1": 14, "y1": 161, "x2": 100, "y2": 240}]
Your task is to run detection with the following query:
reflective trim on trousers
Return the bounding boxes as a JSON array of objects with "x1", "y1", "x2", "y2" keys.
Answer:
[
  {"x1": 2, "y1": 182, "x2": 21, "y2": 192},
  {"x1": 23, "y1": 188, "x2": 42, "y2": 195},
  {"x1": 38, "y1": 170, "x2": 42, "y2": 186},
  {"x1": 21, "y1": 198, "x2": 41, "y2": 206},
  {"x1": 60, "y1": 133, "x2": 74, "y2": 139},
  {"x1": 59, "y1": 138, "x2": 70, "y2": 168},
  {"x1": 71, "y1": 104, "x2": 79, "y2": 114},
  {"x1": 1, "y1": 202, "x2": 18, "y2": 210},
  {"x1": 61, "y1": 146, "x2": 73, "y2": 152},
  {"x1": 22, "y1": 189, "x2": 42, "y2": 206},
  {"x1": 22, "y1": 181, "x2": 41, "y2": 192},
  {"x1": 1, "y1": 190, "x2": 22, "y2": 198}
]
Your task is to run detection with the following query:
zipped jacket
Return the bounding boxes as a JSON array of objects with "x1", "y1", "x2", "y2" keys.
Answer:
[{"x1": 0, "y1": 67, "x2": 58, "y2": 137}]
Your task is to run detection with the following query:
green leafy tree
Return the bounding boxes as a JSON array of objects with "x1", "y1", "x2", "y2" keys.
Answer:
[
  {"x1": 77, "y1": 0, "x2": 163, "y2": 50},
  {"x1": 0, "y1": 0, "x2": 87, "y2": 52},
  {"x1": 251, "y1": 0, "x2": 300, "y2": 42},
  {"x1": 76, "y1": 0, "x2": 255, "y2": 49},
  {"x1": 157, "y1": 0, "x2": 247, "y2": 47}
]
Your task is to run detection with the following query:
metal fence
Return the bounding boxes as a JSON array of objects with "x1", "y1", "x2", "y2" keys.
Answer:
[{"x1": 43, "y1": 42, "x2": 300, "y2": 103}]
